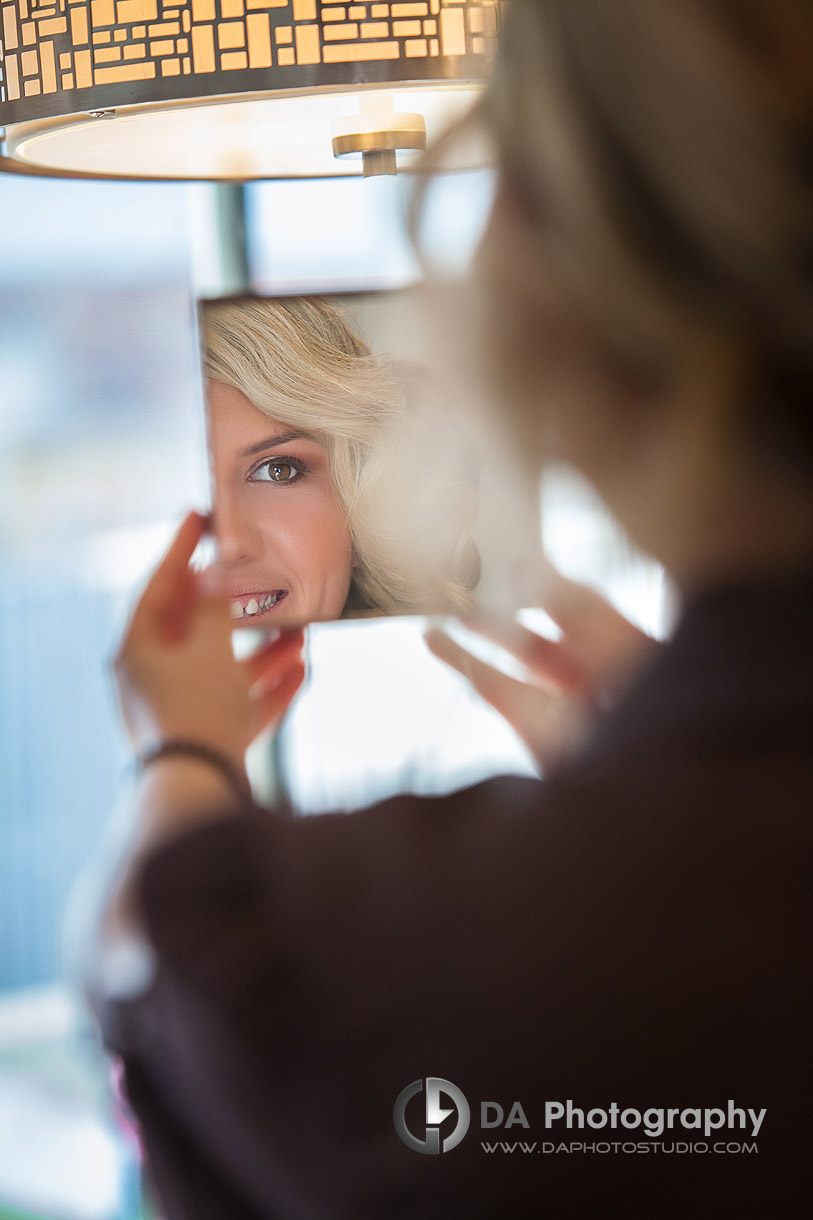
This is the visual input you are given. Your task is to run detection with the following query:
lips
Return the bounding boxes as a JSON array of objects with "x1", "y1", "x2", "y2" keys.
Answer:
[{"x1": 229, "y1": 590, "x2": 288, "y2": 620}]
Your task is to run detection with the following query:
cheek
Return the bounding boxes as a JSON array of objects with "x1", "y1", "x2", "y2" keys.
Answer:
[
  {"x1": 270, "y1": 490, "x2": 352, "y2": 582},
  {"x1": 304, "y1": 506, "x2": 353, "y2": 575}
]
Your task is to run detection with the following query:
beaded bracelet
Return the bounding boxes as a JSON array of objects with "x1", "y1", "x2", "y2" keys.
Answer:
[{"x1": 137, "y1": 740, "x2": 253, "y2": 805}]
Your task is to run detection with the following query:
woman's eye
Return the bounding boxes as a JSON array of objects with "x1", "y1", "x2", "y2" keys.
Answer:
[{"x1": 251, "y1": 458, "x2": 306, "y2": 484}]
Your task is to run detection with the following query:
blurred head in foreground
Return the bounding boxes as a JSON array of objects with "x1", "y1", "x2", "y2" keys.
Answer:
[
  {"x1": 434, "y1": 0, "x2": 813, "y2": 592},
  {"x1": 202, "y1": 296, "x2": 480, "y2": 628}
]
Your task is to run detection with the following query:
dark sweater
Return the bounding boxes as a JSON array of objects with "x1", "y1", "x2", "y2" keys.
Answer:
[{"x1": 100, "y1": 570, "x2": 813, "y2": 1219}]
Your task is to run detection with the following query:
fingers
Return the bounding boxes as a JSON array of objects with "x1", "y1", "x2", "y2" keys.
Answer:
[
  {"x1": 249, "y1": 661, "x2": 306, "y2": 739},
  {"x1": 246, "y1": 632, "x2": 307, "y2": 741},
  {"x1": 453, "y1": 617, "x2": 587, "y2": 693},
  {"x1": 195, "y1": 558, "x2": 230, "y2": 603},
  {"x1": 540, "y1": 573, "x2": 654, "y2": 673},
  {"x1": 425, "y1": 627, "x2": 560, "y2": 763},
  {"x1": 426, "y1": 625, "x2": 590, "y2": 769},
  {"x1": 127, "y1": 512, "x2": 208, "y2": 646},
  {"x1": 425, "y1": 627, "x2": 477, "y2": 686},
  {"x1": 244, "y1": 630, "x2": 306, "y2": 691},
  {"x1": 425, "y1": 627, "x2": 544, "y2": 709},
  {"x1": 511, "y1": 559, "x2": 658, "y2": 685},
  {"x1": 140, "y1": 512, "x2": 207, "y2": 612}
]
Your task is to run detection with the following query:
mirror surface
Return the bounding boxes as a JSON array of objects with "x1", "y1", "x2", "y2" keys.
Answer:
[{"x1": 200, "y1": 288, "x2": 530, "y2": 629}]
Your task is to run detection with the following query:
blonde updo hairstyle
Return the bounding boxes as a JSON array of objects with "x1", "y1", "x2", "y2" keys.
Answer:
[{"x1": 202, "y1": 296, "x2": 479, "y2": 616}]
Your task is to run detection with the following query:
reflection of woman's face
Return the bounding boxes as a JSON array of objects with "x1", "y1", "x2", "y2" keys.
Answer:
[{"x1": 207, "y1": 380, "x2": 354, "y2": 629}]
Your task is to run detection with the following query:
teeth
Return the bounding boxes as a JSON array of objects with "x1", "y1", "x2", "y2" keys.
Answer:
[{"x1": 231, "y1": 592, "x2": 284, "y2": 619}]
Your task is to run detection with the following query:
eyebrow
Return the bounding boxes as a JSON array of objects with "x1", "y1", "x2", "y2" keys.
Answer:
[{"x1": 239, "y1": 430, "x2": 317, "y2": 458}]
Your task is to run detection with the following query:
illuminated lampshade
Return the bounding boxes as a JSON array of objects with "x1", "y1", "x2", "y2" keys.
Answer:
[{"x1": 0, "y1": 0, "x2": 499, "y2": 179}]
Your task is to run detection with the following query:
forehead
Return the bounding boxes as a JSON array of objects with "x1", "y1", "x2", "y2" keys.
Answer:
[{"x1": 206, "y1": 380, "x2": 316, "y2": 451}]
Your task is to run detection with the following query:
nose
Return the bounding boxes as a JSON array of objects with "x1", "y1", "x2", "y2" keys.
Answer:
[{"x1": 212, "y1": 482, "x2": 263, "y2": 567}]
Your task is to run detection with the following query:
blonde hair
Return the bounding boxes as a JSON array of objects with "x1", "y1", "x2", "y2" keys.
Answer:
[
  {"x1": 420, "y1": 0, "x2": 813, "y2": 475},
  {"x1": 202, "y1": 296, "x2": 479, "y2": 615}
]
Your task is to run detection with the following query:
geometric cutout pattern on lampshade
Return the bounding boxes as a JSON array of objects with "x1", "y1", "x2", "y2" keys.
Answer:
[{"x1": 0, "y1": 0, "x2": 500, "y2": 122}]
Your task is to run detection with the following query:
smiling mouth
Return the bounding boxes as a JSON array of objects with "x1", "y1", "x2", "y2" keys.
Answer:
[{"x1": 229, "y1": 590, "x2": 289, "y2": 621}]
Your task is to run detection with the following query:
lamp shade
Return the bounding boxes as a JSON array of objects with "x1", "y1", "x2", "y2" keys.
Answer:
[{"x1": 0, "y1": 0, "x2": 499, "y2": 178}]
